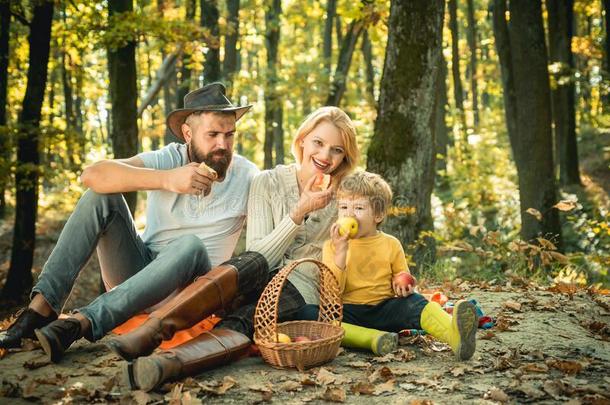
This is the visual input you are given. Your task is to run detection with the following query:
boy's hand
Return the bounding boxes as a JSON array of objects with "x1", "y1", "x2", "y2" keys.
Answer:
[
  {"x1": 330, "y1": 223, "x2": 349, "y2": 270},
  {"x1": 392, "y1": 273, "x2": 417, "y2": 297}
]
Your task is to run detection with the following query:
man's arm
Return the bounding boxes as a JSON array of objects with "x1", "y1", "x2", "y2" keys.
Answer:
[{"x1": 81, "y1": 156, "x2": 213, "y2": 195}]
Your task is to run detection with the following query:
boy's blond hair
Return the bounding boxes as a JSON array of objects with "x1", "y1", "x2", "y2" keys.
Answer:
[{"x1": 337, "y1": 171, "x2": 393, "y2": 221}]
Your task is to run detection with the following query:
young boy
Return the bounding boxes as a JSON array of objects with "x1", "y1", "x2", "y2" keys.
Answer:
[{"x1": 320, "y1": 171, "x2": 478, "y2": 360}]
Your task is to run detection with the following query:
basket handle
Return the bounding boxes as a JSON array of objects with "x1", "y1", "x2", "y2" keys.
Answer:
[{"x1": 253, "y1": 258, "x2": 343, "y2": 344}]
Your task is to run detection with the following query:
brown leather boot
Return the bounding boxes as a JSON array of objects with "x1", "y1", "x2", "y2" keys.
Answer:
[
  {"x1": 106, "y1": 264, "x2": 238, "y2": 360},
  {"x1": 123, "y1": 328, "x2": 251, "y2": 392}
]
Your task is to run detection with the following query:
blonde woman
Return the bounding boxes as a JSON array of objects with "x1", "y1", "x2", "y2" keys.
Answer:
[{"x1": 109, "y1": 107, "x2": 360, "y2": 391}]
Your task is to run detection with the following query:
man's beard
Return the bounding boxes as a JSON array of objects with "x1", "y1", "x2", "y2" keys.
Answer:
[{"x1": 190, "y1": 142, "x2": 232, "y2": 179}]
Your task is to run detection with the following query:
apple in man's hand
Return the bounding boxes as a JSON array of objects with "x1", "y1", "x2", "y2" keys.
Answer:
[
  {"x1": 336, "y1": 217, "x2": 358, "y2": 238},
  {"x1": 393, "y1": 272, "x2": 416, "y2": 288}
]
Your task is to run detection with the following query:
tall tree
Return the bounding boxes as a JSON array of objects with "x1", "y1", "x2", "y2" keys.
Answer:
[
  {"x1": 361, "y1": 30, "x2": 375, "y2": 102},
  {"x1": 201, "y1": 0, "x2": 221, "y2": 84},
  {"x1": 326, "y1": 18, "x2": 365, "y2": 106},
  {"x1": 323, "y1": 0, "x2": 337, "y2": 79},
  {"x1": 0, "y1": 0, "x2": 10, "y2": 219},
  {"x1": 495, "y1": 0, "x2": 562, "y2": 244},
  {"x1": 466, "y1": 0, "x2": 479, "y2": 127},
  {"x1": 171, "y1": 0, "x2": 197, "y2": 144},
  {"x1": 448, "y1": 0, "x2": 467, "y2": 131},
  {"x1": 3, "y1": 0, "x2": 54, "y2": 302},
  {"x1": 547, "y1": 0, "x2": 580, "y2": 185},
  {"x1": 223, "y1": 0, "x2": 240, "y2": 95},
  {"x1": 367, "y1": 0, "x2": 445, "y2": 267},
  {"x1": 108, "y1": 0, "x2": 138, "y2": 214},
  {"x1": 435, "y1": 56, "x2": 450, "y2": 174},
  {"x1": 264, "y1": 0, "x2": 283, "y2": 169},
  {"x1": 158, "y1": 0, "x2": 178, "y2": 145}
]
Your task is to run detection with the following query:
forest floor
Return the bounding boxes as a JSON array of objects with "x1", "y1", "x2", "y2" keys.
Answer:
[{"x1": 0, "y1": 128, "x2": 608, "y2": 404}]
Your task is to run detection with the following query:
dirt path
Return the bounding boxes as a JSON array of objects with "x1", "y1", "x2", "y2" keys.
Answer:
[{"x1": 1, "y1": 284, "x2": 608, "y2": 404}]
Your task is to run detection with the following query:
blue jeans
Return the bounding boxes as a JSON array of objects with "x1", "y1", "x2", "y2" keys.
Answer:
[
  {"x1": 298, "y1": 293, "x2": 429, "y2": 332},
  {"x1": 32, "y1": 190, "x2": 211, "y2": 340}
]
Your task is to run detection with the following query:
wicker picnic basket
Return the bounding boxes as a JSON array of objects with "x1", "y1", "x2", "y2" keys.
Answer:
[{"x1": 253, "y1": 258, "x2": 344, "y2": 371}]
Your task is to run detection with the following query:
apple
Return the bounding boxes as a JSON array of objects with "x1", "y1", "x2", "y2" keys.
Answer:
[
  {"x1": 313, "y1": 173, "x2": 331, "y2": 191},
  {"x1": 393, "y1": 272, "x2": 416, "y2": 288},
  {"x1": 294, "y1": 336, "x2": 311, "y2": 343},
  {"x1": 336, "y1": 217, "x2": 358, "y2": 238},
  {"x1": 276, "y1": 333, "x2": 292, "y2": 343}
]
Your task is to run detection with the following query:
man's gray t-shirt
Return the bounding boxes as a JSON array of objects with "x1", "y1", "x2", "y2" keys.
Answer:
[{"x1": 138, "y1": 143, "x2": 259, "y2": 266}]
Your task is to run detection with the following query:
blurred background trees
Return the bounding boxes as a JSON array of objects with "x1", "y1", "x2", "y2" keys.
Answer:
[{"x1": 0, "y1": 0, "x2": 608, "y2": 303}]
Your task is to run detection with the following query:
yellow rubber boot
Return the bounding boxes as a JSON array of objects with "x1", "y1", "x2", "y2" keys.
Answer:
[
  {"x1": 420, "y1": 300, "x2": 478, "y2": 360},
  {"x1": 341, "y1": 322, "x2": 398, "y2": 356}
]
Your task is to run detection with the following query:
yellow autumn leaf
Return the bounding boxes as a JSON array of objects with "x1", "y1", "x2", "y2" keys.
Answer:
[
  {"x1": 526, "y1": 208, "x2": 542, "y2": 221},
  {"x1": 552, "y1": 200, "x2": 577, "y2": 211}
]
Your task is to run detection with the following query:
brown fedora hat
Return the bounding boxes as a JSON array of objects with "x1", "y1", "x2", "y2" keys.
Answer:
[{"x1": 166, "y1": 82, "x2": 252, "y2": 141}]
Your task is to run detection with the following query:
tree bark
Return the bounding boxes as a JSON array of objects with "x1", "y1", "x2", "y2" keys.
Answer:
[
  {"x1": 435, "y1": 55, "x2": 450, "y2": 174},
  {"x1": 108, "y1": 0, "x2": 138, "y2": 214},
  {"x1": 3, "y1": 0, "x2": 54, "y2": 302},
  {"x1": 603, "y1": 0, "x2": 609, "y2": 110},
  {"x1": 323, "y1": 0, "x2": 337, "y2": 79},
  {"x1": 466, "y1": 0, "x2": 479, "y2": 127},
  {"x1": 547, "y1": 0, "x2": 580, "y2": 185},
  {"x1": 505, "y1": 0, "x2": 562, "y2": 245},
  {"x1": 223, "y1": 0, "x2": 240, "y2": 96},
  {"x1": 171, "y1": 0, "x2": 196, "y2": 145},
  {"x1": 448, "y1": 0, "x2": 466, "y2": 131},
  {"x1": 201, "y1": 0, "x2": 221, "y2": 84},
  {"x1": 367, "y1": 0, "x2": 445, "y2": 269},
  {"x1": 361, "y1": 30, "x2": 375, "y2": 102},
  {"x1": 264, "y1": 0, "x2": 282, "y2": 169},
  {"x1": 326, "y1": 19, "x2": 364, "y2": 106},
  {"x1": 0, "y1": 0, "x2": 10, "y2": 219}
]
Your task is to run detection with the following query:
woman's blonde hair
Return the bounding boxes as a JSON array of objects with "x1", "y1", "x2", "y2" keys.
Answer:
[{"x1": 291, "y1": 106, "x2": 360, "y2": 181}]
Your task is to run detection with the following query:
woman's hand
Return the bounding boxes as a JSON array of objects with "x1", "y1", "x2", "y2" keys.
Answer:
[{"x1": 290, "y1": 175, "x2": 334, "y2": 224}]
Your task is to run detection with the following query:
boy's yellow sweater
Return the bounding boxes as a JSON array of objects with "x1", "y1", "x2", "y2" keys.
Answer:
[{"x1": 322, "y1": 231, "x2": 408, "y2": 305}]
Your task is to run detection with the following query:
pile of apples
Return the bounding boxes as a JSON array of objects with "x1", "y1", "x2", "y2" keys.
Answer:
[{"x1": 276, "y1": 333, "x2": 318, "y2": 343}]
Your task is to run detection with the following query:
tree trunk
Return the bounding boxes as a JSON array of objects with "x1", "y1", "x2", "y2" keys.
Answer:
[
  {"x1": 108, "y1": 0, "x2": 138, "y2": 214},
  {"x1": 264, "y1": 0, "x2": 282, "y2": 169},
  {"x1": 547, "y1": 0, "x2": 580, "y2": 186},
  {"x1": 435, "y1": 55, "x2": 450, "y2": 174},
  {"x1": 0, "y1": 0, "x2": 10, "y2": 219},
  {"x1": 603, "y1": 0, "x2": 609, "y2": 110},
  {"x1": 201, "y1": 0, "x2": 221, "y2": 84},
  {"x1": 367, "y1": 0, "x2": 445, "y2": 269},
  {"x1": 505, "y1": 0, "x2": 562, "y2": 245},
  {"x1": 466, "y1": 0, "x2": 479, "y2": 127},
  {"x1": 448, "y1": 0, "x2": 466, "y2": 131},
  {"x1": 3, "y1": 0, "x2": 54, "y2": 302},
  {"x1": 361, "y1": 30, "x2": 375, "y2": 102},
  {"x1": 491, "y1": 0, "x2": 518, "y2": 147},
  {"x1": 323, "y1": 0, "x2": 336, "y2": 79},
  {"x1": 223, "y1": 0, "x2": 240, "y2": 96},
  {"x1": 171, "y1": 0, "x2": 196, "y2": 145},
  {"x1": 326, "y1": 19, "x2": 364, "y2": 106}
]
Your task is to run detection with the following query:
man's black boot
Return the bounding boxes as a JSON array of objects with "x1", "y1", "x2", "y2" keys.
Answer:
[
  {"x1": 0, "y1": 308, "x2": 57, "y2": 349},
  {"x1": 34, "y1": 318, "x2": 82, "y2": 363}
]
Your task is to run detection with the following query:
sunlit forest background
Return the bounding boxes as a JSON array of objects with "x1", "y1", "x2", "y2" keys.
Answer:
[{"x1": 0, "y1": 0, "x2": 608, "y2": 305}]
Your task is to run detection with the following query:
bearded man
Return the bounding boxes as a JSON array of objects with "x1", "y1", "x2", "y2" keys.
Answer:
[{"x1": 0, "y1": 83, "x2": 263, "y2": 362}]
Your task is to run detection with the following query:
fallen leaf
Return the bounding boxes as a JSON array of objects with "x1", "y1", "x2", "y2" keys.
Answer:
[
  {"x1": 373, "y1": 379, "x2": 395, "y2": 395},
  {"x1": 394, "y1": 349, "x2": 417, "y2": 362},
  {"x1": 22, "y1": 359, "x2": 50, "y2": 370},
  {"x1": 520, "y1": 363, "x2": 549, "y2": 373},
  {"x1": 450, "y1": 366, "x2": 466, "y2": 377},
  {"x1": 553, "y1": 200, "x2": 578, "y2": 211},
  {"x1": 22, "y1": 380, "x2": 39, "y2": 400},
  {"x1": 351, "y1": 381, "x2": 375, "y2": 395},
  {"x1": 132, "y1": 390, "x2": 153, "y2": 405},
  {"x1": 547, "y1": 359, "x2": 583, "y2": 375},
  {"x1": 515, "y1": 383, "x2": 545, "y2": 399},
  {"x1": 526, "y1": 208, "x2": 542, "y2": 221},
  {"x1": 368, "y1": 366, "x2": 394, "y2": 383},
  {"x1": 278, "y1": 380, "x2": 301, "y2": 392},
  {"x1": 502, "y1": 300, "x2": 522, "y2": 312},
  {"x1": 198, "y1": 376, "x2": 237, "y2": 395},
  {"x1": 248, "y1": 383, "x2": 272, "y2": 393},
  {"x1": 345, "y1": 361, "x2": 371, "y2": 368},
  {"x1": 479, "y1": 330, "x2": 496, "y2": 340},
  {"x1": 322, "y1": 387, "x2": 346, "y2": 402},
  {"x1": 542, "y1": 380, "x2": 571, "y2": 400},
  {"x1": 484, "y1": 387, "x2": 509, "y2": 402}
]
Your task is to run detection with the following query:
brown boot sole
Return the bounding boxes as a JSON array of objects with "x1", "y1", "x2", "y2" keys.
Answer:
[
  {"x1": 122, "y1": 357, "x2": 164, "y2": 392},
  {"x1": 106, "y1": 339, "x2": 138, "y2": 361},
  {"x1": 454, "y1": 301, "x2": 478, "y2": 361}
]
